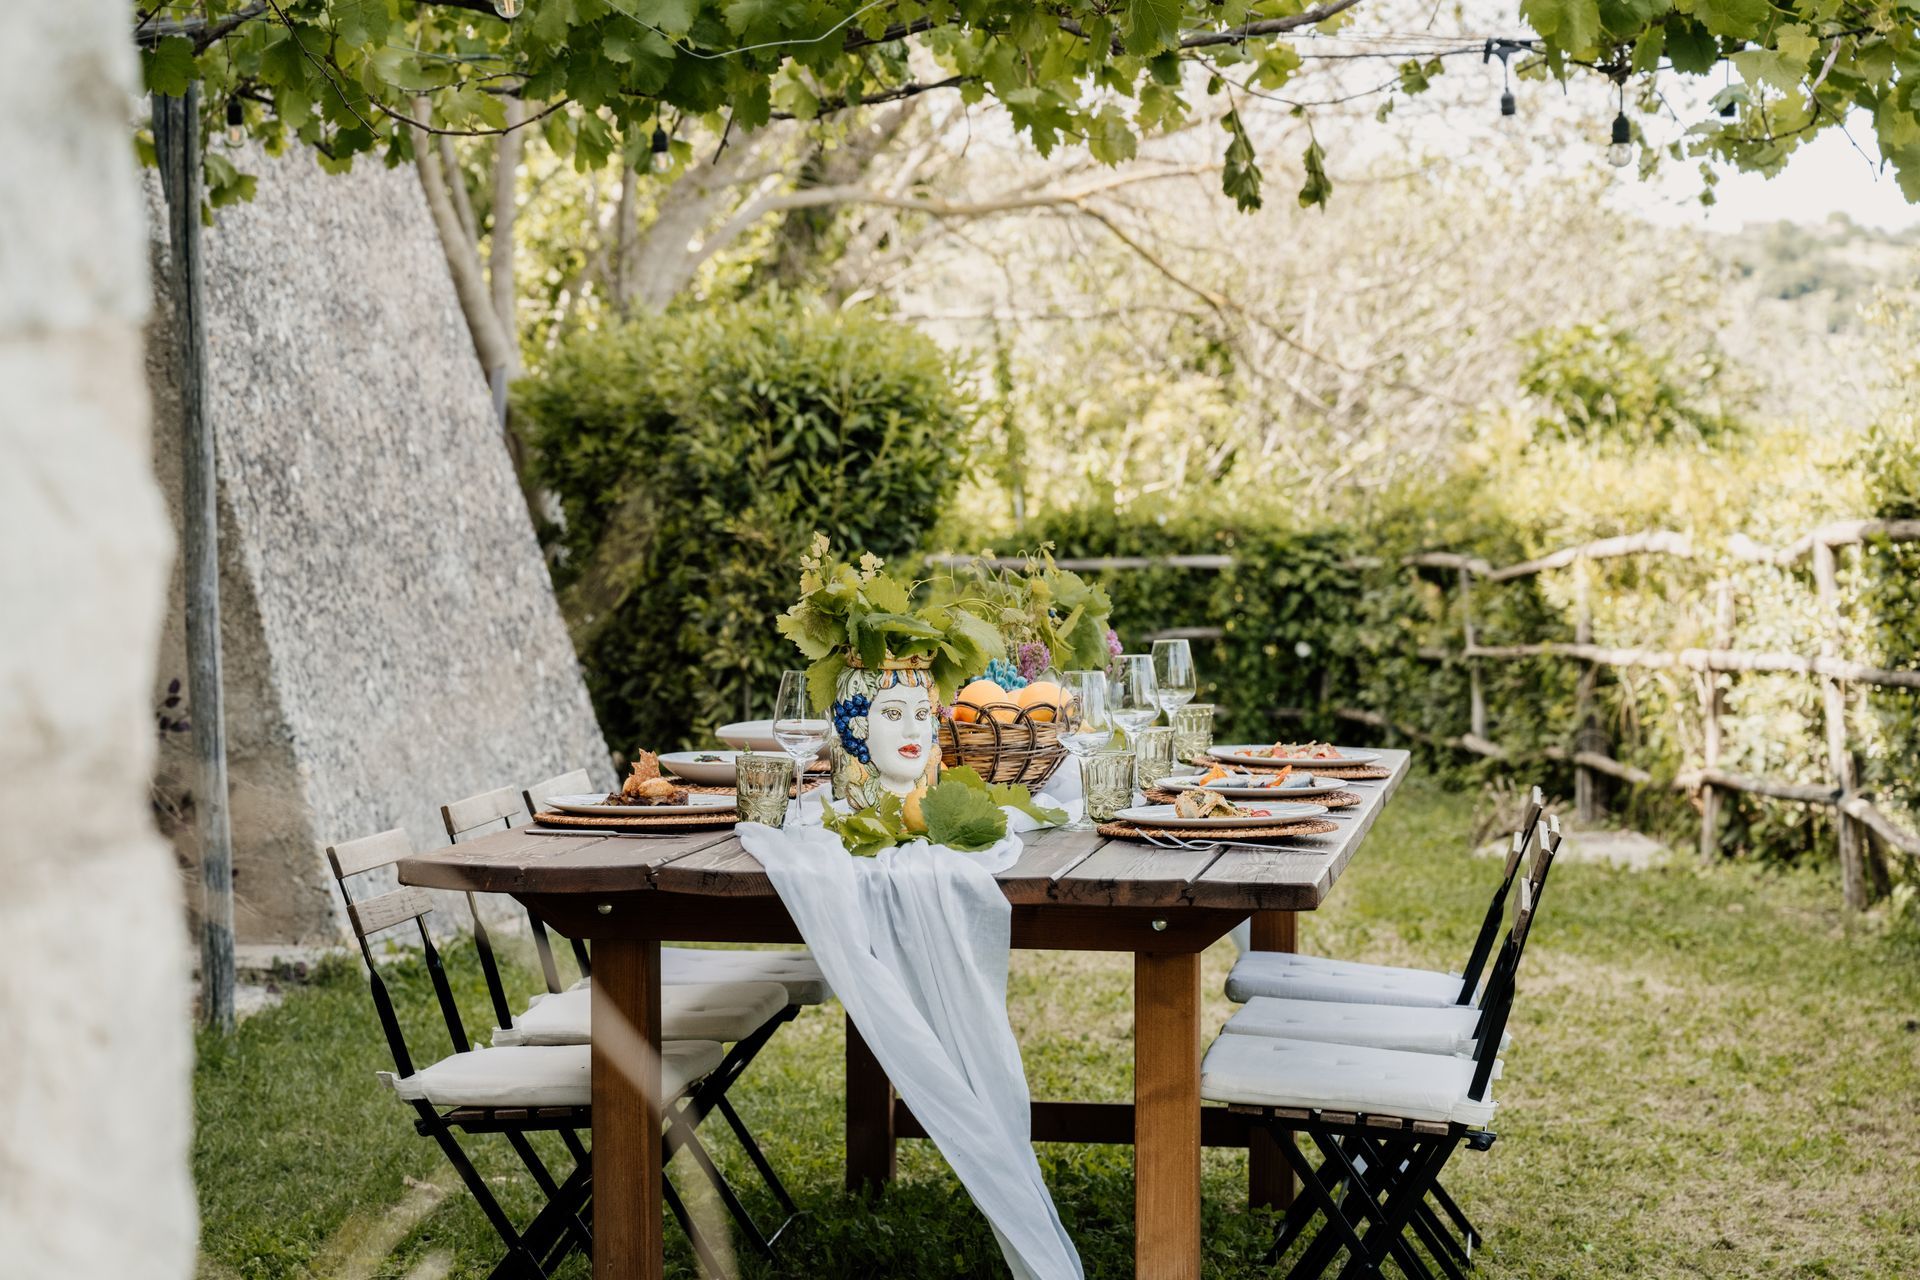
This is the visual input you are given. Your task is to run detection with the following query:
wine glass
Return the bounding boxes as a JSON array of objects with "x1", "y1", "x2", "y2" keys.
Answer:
[
  {"x1": 1151, "y1": 638, "x2": 1197, "y2": 718},
  {"x1": 1108, "y1": 653, "x2": 1161, "y2": 739},
  {"x1": 1058, "y1": 670, "x2": 1113, "y2": 831},
  {"x1": 772, "y1": 670, "x2": 829, "y2": 826}
]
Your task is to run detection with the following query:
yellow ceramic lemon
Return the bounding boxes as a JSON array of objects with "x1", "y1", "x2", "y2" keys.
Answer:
[
  {"x1": 1017, "y1": 680, "x2": 1064, "y2": 722},
  {"x1": 902, "y1": 784, "x2": 930, "y2": 835},
  {"x1": 955, "y1": 678, "x2": 1017, "y2": 724}
]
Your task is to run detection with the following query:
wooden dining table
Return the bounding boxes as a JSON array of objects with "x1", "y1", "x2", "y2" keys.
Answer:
[{"x1": 397, "y1": 748, "x2": 1411, "y2": 1280}]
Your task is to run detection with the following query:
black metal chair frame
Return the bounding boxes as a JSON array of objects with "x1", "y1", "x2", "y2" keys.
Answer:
[
  {"x1": 445, "y1": 788, "x2": 803, "y2": 1257},
  {"x1": 1242, "y1": 816, "x2": 1562, "y2": 1279},
  {"x1": 328, "y1": 834, "x2": 769, "y2": 1278}
]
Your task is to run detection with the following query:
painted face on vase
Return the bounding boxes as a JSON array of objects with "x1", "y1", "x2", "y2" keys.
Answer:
[{"x1": 864, "y1": 681, "x2": 935, "y2": 796}]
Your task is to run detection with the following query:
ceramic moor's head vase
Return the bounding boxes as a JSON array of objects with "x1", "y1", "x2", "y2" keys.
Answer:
[{"x1": 830, "y1": 655, "x2": 941, "y2": 810}]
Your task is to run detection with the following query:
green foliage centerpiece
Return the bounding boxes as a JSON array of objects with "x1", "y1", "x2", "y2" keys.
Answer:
[
  {"x1": 783, "y1": 533, "x2": 1082, "y2": 844},
  {"x1": 778, "y1": 535, "x2": 1004, "y2": 810}
]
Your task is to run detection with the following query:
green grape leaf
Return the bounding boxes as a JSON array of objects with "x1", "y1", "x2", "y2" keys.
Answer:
[
  {"x1": 1221, "y1": 109, "x2": 1263, "y2": 212},
  {"x1": 144, "y1": 36, "x2": 198, "y2": 98},
  {"x1": 1121, "y1": 0, "x2": 1183, "y2": 56},
  {"x1": 1520, "y1": 0, "x2": 1602, "y2": 54},
  {"x1": 1298, "y1": 137, "x2": 1333, "y2": 209},
  {"x1": 1698, "y1": 0, "x2": 1768, "y2": 39},
  {"x1": 921, "y1": 778, "x2": 1011, "y2": 851},
  {"x1": 987, "y1": 782, "x2": 1069, "y2": 827},
  {"x1": 862, "y1": 573, "x2": 912, "y2": 615},
  {"x1": 1664, "y1": 17, "x2": 1718, "y2": 73},
  {"x1": 806, "y1": 651, "x2": 848, "y2": 714}
]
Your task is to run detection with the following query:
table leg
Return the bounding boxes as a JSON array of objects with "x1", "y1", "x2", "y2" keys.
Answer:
[
  {"x1": 593, "y1": 938, "x2": 662, "y2": 1280},
  {"x1": 845, "y1": 1015, "x2": 896, "y2": 1194},
  {"x1": 1247, "y1": 910, "x2": 1298, "y2": 1211},
  {"x1": 1135, "y1": 950, "x2": 1201, "y2": 1280}
]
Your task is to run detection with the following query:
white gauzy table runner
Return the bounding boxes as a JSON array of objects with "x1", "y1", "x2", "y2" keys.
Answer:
[{"x1": 737, "y1": 810, "x2": 1085, "y2": 1280}]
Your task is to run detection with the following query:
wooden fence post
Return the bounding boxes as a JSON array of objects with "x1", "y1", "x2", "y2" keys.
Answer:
[
  {"x1": 1698, "y1": 582, "x2": 1734, "y2": 865},
  {"x1": 1813, "y1": 540, "x2": 1867, "y2": 910},
  {"x1": 1573, "y1": 556, "x2": 1599, "y2": 824},
  {"x1": 1459, "y1": 567, "x2": 1487, "y2": 743}
]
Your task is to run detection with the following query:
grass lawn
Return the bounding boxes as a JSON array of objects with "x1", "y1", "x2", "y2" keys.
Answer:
[{"x1": 194, "y1": 781, "x2": 1920, "y2": 1279}]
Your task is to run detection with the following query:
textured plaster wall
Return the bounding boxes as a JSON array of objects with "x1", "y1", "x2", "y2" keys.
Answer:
[
  {"x1": 147, "y1": 145, "x2": 610, "y2": 943},
  {"x1": 0, "y1": 2, "x2": 196, "y2": 1275}
]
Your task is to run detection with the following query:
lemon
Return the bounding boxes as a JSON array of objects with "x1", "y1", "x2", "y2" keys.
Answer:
[{"x1": 902, "y1": 784, "x2": 930, "y2": 834}]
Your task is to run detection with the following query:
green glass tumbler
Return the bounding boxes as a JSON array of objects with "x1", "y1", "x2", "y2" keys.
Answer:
[{"x1": 735, "y1": 751, "x2": 795, "y2": 826}]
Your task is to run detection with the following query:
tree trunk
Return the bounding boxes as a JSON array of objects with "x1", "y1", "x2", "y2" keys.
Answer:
[
  {"x1": 438, "y1": 132, "x2": 480, "y2": 248},
  {"x1": 412, "y1": 97, "x2": 518, "y2": 381},
  {"x1": 490, "y1": 96, "x2": 524, "y2": 338},
  {"x1": 1, "y1": 1, "x2": 196, "y2": 1273},
  {"x1": 613, "y1": 164, "x2": 638, "y2": 314}
]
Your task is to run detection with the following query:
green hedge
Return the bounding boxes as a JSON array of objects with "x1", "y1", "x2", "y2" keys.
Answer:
[{"x1": 520, "y1": 300, "x2": 971, "y2": 752}]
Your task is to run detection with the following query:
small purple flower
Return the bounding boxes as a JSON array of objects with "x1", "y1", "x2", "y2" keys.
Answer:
[
  {"x1": 1016, "y1": 641, "x2": 1052, "y2": 681},
  {"x1": 1106, "y1": 628, "x2": 1123, "y2": 657}
]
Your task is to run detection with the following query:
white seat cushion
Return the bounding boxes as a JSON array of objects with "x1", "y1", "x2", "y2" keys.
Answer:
[
  {"x1": 381, "y1": 1040, "x2": 722, "y2": 1109},
  {"x1": 661, "y1": 947, "x2": 831, "y2": 1005},
  {"x1": 1201, "y1": 1033, "x2": 1497, "y2": 1128},
  {"x1": 1225, "y1": 950, "x2": 1464, "y2": 1007},
  {"x1": 492, "y1": 980, "x2": 787, "y2": 1047},
  {"x1": 1223, "y1": 997, "x2": 1511, "y2": 1056}
]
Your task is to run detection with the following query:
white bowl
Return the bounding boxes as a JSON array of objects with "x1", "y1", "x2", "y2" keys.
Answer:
[
  {"x1": 715, "y1": 720, "x2": 830, "y2": 759},
  {"x1": 659, "y1": 750, "x2": 739, "y2": 785}
]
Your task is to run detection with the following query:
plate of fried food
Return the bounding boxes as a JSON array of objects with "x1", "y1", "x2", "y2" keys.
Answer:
[
  {"x1": 1157, "y1": 762, "x2": 1350, "y2": 800},
  {"x1": 1115, "y1": 792, "x2": 1326, "y2": 830},
  {"x1": 545, "y1": 751, "x2": 738, "y2": 817},
  {"x1": 1206, "y1": 741, "x2": 1379, "y2": 768}
]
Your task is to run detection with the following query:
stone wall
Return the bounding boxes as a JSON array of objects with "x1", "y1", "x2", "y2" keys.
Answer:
[{"x1": 147, "y1": 145, "x2": 610, "y2": 944}]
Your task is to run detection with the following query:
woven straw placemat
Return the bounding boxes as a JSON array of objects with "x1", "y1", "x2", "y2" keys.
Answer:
[
  {"x1": 1186, "y1": 755, "x2": 1392, "y2": 781},
  {"x1": 1144, "y1": 786, "x2": 1361, "y2": 810},
  {"x1": 684, "y1": 780, "x2": 827, "y2": 800},
  {"x1": 532, "y1": 809, "x2": 738, "y2": 831},
  {"x1": 1096, "y1": 816, "x2": 1339, "y2": 843}
]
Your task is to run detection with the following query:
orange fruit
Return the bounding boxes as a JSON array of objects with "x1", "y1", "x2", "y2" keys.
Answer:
[
  {"x1": 955, "y1": 678, "x2": 1015, "y2": 724},
  {"x1": 1017, "y1": 681, "x2": 1063, "y2": 722}
]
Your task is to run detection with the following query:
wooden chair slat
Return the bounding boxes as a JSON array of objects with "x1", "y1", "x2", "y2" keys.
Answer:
[
  {"x1": 1411, "y1": 1120, "x2": 1451, "y2": 1136},
  {"x1": 524, "y1": 769, "x2": 593, "y2": 817},
  {"x1": 328, "y1": 828, "x2": 415, "y2": 880},
  {"x1": 441, "y1": 785, "x2": 527, "y2": 841},
  {"x1": 347, "y1": 885, "x2": 435, "y2": 937}
]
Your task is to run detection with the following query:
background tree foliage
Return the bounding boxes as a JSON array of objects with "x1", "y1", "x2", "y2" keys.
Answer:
[
  {"x1": 136, "y1": 0, "x2": 1920, "y2": 212},
  {"x1": 517, "y1": 297, "x2": 969, "y2": 750}
]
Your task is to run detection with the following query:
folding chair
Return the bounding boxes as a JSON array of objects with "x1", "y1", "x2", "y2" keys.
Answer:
[
  {"x1": 448, "y1": 781, "x2": 804, "y2": 1256},
  {"x1": 1203, "y1": 819, "x2": 1563, "y2": 1279},
  {"x1": 326, "y1": 829, "x2": 731, "y2": 1278},
  {"x1": 1225, "y1": 788, "x2": 1547, "y2": 1009}
]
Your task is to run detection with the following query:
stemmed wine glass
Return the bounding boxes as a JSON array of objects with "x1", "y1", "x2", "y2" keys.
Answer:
[
  {"x1": 1108, "y1": 653, "x2": 1160, "y2": 741},
  {"x1": 1057, "y1": 670, "x2": 1112, "y2": 832},
  {"x1": 1151, "y1": 638, "x2": 1196, "y2": 719},
  {"x1": 772, "y1": 670, "x2": 830, "y2": 827}
]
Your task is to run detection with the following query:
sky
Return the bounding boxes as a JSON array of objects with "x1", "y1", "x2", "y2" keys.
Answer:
[{"x1": 1621, "y1": 119, "x2": 1920, "y2": 234}]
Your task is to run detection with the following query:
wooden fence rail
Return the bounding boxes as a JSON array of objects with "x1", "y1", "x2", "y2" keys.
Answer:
[{"x1": 991, "y1": 519, "x2": 1919, "y2": 910}]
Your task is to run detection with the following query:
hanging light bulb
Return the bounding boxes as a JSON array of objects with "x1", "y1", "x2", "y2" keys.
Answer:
[
  {"x1": 1606, "y1": 82, "x2": 1633, "y2": 167},
  {"x1": 492, "y1": 0, "x2": 523, "y2": 19},
  {"x1": 1500, "y1": 89, "x2": 1516, "y2": 118},
  {"x1": 224, "y1": 97, "x2": 245, "y2": 148},
  {"x1": 1607, "y1": 110, "x2": 1633, "y2": 166},
  {"x1": 1484, "y1": 38, "x2": 1526, "y2": 128},
  {"x1": 649, "y1": 125, "x2": 670, "y2": 173}
]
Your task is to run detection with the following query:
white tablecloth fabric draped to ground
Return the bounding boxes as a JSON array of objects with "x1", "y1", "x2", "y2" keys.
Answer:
[{"x1": 737, "y1": 805, "x2": 1086, "y2": 1280}]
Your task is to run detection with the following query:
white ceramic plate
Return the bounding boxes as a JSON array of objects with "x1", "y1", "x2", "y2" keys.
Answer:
[
  {"x1": 544, "y1": 791, "x2": 737, "y2": 818},
  {"x1": 1159, "y1": 772, "x2": 1350, "y2": 800},
  {"x1": 716, "y1": 720, "x2": 831, "y2": 759},
  {"x1": 659, "y1": 750, "x2": 740, "y2": 785},
  {"x1": 1207, "y1": 744, "x2": 1380, "y2": 768},
  {"x1": 1114, "y1": 801, "x2": 1326, "y2": 830}
]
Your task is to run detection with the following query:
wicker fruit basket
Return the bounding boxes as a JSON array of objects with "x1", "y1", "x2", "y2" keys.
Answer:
[{"x1": 938, "y1": 699, "x2": 1068, "y2": 787}]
